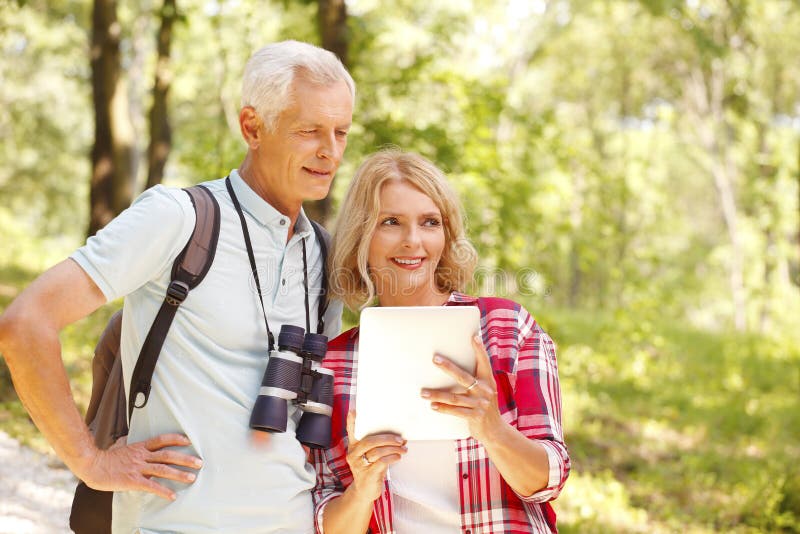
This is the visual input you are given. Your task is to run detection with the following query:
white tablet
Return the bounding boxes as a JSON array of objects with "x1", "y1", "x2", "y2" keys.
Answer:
[{"x1": 354, "y1": 305, "x2": 481, "y2": 441}]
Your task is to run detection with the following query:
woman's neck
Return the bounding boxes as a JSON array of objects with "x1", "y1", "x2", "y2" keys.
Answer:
[{"x1": 377, "y1": 288, "x2": 451, "y2": 308}]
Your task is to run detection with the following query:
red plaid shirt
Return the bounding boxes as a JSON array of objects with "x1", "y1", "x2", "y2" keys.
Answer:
[{"x1": 311, "y1": 293, "x2": 570, "y2": 534}]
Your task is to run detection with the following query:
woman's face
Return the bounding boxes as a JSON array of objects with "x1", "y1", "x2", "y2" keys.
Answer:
[{"x1": 367, "y1": 179, "x2": 447, "y2": 306}]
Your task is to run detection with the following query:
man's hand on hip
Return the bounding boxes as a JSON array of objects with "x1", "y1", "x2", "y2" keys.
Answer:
[{"x1": 81, "y1": 433, "x2": 203, "y2": 500}]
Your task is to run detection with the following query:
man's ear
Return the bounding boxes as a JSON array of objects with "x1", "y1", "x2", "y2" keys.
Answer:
[{"x1": 239, "y1": 106, "x2": 262, "y2": 149}]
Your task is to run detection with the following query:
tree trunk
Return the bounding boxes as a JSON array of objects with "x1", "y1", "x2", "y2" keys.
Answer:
[
  {"x1": 88, "y1": 0, "x2": 135, "y2": 237},
  {"x1": 146, "y1": 0, "x2": 177, "y2": 189},
  {"x1": 712, "y1": 153, "x2": 746, "y2": 331},
  {"x1": 684, "y1": 63, "x2": 747, "y2": 330},
  {"x1": 306, "y1": 0, "x2": 348, "y2": 226},
  {"x1": 210, "y1": 12, "x2": 235, "y2": 179}
]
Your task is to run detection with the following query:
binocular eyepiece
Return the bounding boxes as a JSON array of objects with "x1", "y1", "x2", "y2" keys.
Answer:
[{"x1": 249, "y1": 325, "x2": 334, "y2": 449}]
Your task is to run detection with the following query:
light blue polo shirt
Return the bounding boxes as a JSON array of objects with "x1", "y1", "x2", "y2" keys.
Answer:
[{"x1": 72, "y1": 170, "x2": 342, "y2": 534}]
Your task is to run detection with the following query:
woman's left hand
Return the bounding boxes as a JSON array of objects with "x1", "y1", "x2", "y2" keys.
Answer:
[{"x1": 421, "y1": 335, "x2": 503, "y2": 443}]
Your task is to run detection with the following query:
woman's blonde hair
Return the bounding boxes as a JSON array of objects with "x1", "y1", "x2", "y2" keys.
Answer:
[{"x1": 330, "y1": 148, "x2": 477, "y2": 310}]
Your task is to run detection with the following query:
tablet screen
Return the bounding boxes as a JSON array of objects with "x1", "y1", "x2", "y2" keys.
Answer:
[{"x1": 354, "y1": 305, "x2": 480, "y2": 441}]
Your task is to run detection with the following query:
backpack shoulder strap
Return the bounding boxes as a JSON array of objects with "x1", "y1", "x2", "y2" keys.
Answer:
[
  {"x1": 310, "y1": 220, "x2": 330, "y2": 335},
  {"x1": 171, "y1": 186, "x2": 221, "y2": 288},
  {"x1": 127, "y1": 185, "x2": 220, "y2": 419}
]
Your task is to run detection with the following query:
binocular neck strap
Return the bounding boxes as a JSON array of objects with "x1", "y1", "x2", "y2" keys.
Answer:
[
  {"x1": 225, "y1": 177, "x2": 314, "y2": 351},
  {"x1": 301, "y1": 240, "x2": 311, "y2": 334}
]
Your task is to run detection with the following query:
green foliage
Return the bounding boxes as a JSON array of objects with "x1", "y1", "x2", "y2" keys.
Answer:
[
  {"x1": 0, "y1": 0, "x2": 91, "y2": 244},
  {"x1": 534, "y1": 304, "x2": 800, "y2": 533},
  {"x1": 4, "y1": 0, "x2": 798, "y2": 332},
  {"x1": 1, "y1": 0, "x2": 800, "y2": 529}
]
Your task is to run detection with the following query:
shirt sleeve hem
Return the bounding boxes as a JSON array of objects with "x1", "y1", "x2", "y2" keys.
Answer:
[
  {"x1": 314, "y1": 492, "x2": 343, "y2": 534},
  {"x1": 517, "y1": 440, "x2": 566, "y2": 503},
  {"x1": 69, "y1": 254, "x2": 115, "y2": 302}
]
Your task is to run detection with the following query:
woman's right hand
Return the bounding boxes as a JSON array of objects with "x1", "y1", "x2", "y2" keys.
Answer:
[{"x1": 344, "y1": 410, "x2": 407, "y2": 502}]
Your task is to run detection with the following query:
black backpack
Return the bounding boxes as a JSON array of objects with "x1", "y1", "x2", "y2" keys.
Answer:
[{"x1": 69, "y1": 184, "x2": 331, "y2": 534}]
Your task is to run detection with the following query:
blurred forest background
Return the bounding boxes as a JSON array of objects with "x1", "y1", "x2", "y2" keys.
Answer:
[{"x1": 1, "y1": 0, "x2": 799, "y2": 532}]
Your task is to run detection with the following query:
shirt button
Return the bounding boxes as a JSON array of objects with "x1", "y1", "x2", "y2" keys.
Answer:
[
  {"x1": 279, "y1": 218, "x2": 286, "y2": 225},
  {"x1": 466, "y1": 530, "x2": 471, "y2": 534},
  {"x1": 462, "y1": 473, "x2": 468, "y2": 479},
  {"x1": 282, "y1": 279, "x2": 286, "y2": 286}
]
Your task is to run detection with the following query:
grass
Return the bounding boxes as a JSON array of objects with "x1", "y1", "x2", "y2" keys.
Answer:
[
  {"x1": 2, "y1": 265, "x2": 799, "y2": 532},
  {"x1": 534, "y1": 305, "x2": 800, "y2": 533}
]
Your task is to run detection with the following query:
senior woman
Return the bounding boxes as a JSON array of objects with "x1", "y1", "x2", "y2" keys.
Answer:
[{"x1": 311, "y1": 149, "x2": 570, "y2": 534}]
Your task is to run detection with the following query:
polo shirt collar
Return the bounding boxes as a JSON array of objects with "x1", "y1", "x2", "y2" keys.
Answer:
[{"x1": 228, "y1": 169, "x2": 313, "y2": 238}]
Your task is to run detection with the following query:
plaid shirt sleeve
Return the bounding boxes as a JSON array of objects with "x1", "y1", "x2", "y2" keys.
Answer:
[
  {"x1": 512, "y1": 305, "x2": 570, "y2": 504},
  {"x1": 454, "y1": 295, "x2": 570, "y2": 533},
  {"x1": 311, "y1": 329, "x2": 365, "y2": 534},
  {"x1": 310, "y1": 439, "x2": 350, "y2": 533}
]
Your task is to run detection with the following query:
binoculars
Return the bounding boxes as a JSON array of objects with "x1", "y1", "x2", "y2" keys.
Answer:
[{"x1": 249, "y1": 324, "x2": 334, "y2": 449}]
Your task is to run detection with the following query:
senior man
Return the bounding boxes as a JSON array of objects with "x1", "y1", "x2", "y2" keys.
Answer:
[{"x1": 0, "y1": 40, "x2": 353, "y2": 533}]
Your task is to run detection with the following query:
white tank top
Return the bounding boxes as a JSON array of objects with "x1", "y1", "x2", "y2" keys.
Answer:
[{"x1": 388, "y1": 440, "x2": 461, "y2": 533}]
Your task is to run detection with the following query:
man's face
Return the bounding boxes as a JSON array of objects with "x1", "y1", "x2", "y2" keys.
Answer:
[{"x1": 254, "y1": 74, "x2": 353, "y2": 211}]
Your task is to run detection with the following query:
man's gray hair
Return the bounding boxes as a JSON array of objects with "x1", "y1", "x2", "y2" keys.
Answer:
[{"x1": 241, "y1": 40, "x2": 355, "y2": 131}]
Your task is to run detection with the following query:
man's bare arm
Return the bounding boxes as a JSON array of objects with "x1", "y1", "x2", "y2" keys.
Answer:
[{"x1": 0, "y1": 259, "x2": 201, "y2": 500}]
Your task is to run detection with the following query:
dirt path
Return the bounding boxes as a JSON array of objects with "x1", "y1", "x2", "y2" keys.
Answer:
[{"x1": 0, "y1": 430, "x2": 75, "y2": 534}]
